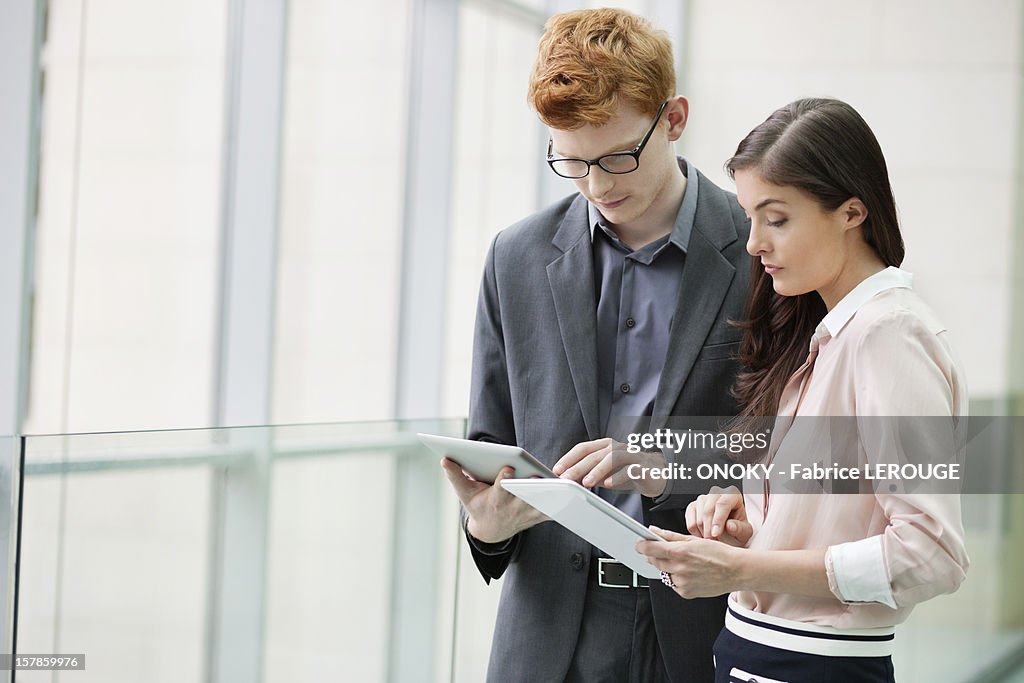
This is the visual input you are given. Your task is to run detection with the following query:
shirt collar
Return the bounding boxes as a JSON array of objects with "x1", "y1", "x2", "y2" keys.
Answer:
[
  {"x1": 587, "y1": 157, "x2": 697, "y2": 254},
  {"x1": 817, "y1": 266, "x2": 914, "y2": 340}
]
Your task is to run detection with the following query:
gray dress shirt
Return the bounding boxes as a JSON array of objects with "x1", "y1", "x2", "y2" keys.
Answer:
[{"x1": 590, "y1": 157, "x2": 699, "y2": 521}]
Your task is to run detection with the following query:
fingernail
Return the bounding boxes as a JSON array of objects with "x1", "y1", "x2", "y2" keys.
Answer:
[
  {"x1": 711, "y1": 525, "x2": 721, "y2": 537},
  {"x1": 582, "y1": 476, "x2": 593, "y2": 486}
]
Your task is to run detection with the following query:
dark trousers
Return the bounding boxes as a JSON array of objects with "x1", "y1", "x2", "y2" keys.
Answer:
[
  {"x1": 564, "y1": 580, "x2": 670, "y2": 683},
  {"x1": 713, "y1": 626, "x2": 895, "y2": 683}
]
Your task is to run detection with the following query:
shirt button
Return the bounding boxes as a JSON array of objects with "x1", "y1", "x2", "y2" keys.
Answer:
[
  {"x1": 570, "y1": 552, "x2": 585, "y2": 570},
  {"x1": 620, "y1": 383, "x2": 630, "y2": 394},
  {"x1": 625, "y1": 317, "x2": 636, "y2": 329}
]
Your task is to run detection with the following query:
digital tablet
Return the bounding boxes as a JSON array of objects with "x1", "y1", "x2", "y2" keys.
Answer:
[
  {"x1": 499, "y1": 478, "x2": 664, "y2": 579},
  {"x1": 418, "y1": 433, "x2": 556, "y2": 484}
]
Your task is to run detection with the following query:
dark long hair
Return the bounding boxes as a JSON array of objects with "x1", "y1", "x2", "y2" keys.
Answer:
[{"x1": 727, "y1": 98, "x2": 905, "y2": 420}]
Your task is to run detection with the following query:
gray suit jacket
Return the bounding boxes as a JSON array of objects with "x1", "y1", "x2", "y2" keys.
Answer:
[{"x1": 467, "y1": 167, "x2": 751, "y2": 682}]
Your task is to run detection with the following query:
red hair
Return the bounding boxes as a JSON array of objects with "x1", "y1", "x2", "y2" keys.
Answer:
[{"x1": 528, "y1": 8, "x2": 675, "y2": 130}]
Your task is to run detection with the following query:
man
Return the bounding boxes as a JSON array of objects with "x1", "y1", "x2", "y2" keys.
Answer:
[{"x1": 440, "y1": 8, "x2": 750, "y2": 682}]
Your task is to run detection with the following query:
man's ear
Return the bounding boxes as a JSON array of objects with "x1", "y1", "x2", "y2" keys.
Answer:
[
  {"x1": 666, "y1": 96, "x2": 688, "y2": 141},
  {"x1": 842, "y1": 197, "x2": 868, "y2": 231}
]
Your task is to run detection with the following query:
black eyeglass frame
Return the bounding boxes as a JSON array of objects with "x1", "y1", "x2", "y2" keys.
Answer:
[{"x1": 545, "y1": 101, "x2": 669, "y2": 179}]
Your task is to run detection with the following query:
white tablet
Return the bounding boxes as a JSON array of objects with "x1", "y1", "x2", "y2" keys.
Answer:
[
  {"x1": 499, "y1": 478, "x2": 664, "y2": 579},
  {"x1": 418, "y1": 433, "x2": 556, "y2": 484}
]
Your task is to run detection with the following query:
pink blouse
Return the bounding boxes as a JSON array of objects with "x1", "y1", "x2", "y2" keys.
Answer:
[{"x1": 732, "y1": 266, "x2": 969, "y2": 629}]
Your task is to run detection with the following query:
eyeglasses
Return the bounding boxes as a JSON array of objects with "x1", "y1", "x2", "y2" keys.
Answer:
[{"x1": 546, "y1": 101, "x2": 669, "y2": 179}]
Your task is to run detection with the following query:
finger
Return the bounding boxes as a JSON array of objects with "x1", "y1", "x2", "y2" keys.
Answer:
[
  {"x1": 492, "y1": 466, "x2": 518, "y2": 493},
  {"x1": 440, "y1": 456, "x2": 473, "y2": 482},
  {"x1": 602, "y1": 467, "x2": 627, "y2": 489},
  {"x1": 693, "y1": 495, "x2": 711, "y2": 537},
  {"x1": 709, "y1": 497, "x2": 739, "y2": 538},
  {"x1": 584, "y1": 452, "x2": 621, "y2": 488},
  {"x1": 494, "y1": 465, "x2": 516, "y2": 480},
  {"x1": 726, "y1": 519, "x2": 754, "y2": 545},
  {"x1": 700, "y1": 496, "x2": 722, "y2": 539},
  {"x1": 552, "y1": 438, "x2": 610, "y2": 475},
  {"x1": 635, "y1": 539, "x2": 663, "y2": 558},
  {"x1": 494, "y1": 467, "x2": 549, "y2": 519},
  {"x1": 732, "y1": 498, "x2": 748, "y2": 523},
  {"x1": 440, "y1": 458, "x2": 487, "y2": 505},
  {"x1": 560, "y1": 448, "x2": 610, "y2": 484},
  {"x1": 603, "y1": 464, "x2": 640, "y2": 490},
  {"x1": 685, "y1": 502, "x2": 700, "y2": 536}
]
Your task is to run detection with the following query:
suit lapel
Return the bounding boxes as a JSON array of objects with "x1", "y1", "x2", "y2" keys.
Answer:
[
  {"x1": 653, "y1": 171, "x2": 740, "y2": 418},
  {"x1": 547, "y1": 196, "x2": 601, "y2": 439}
]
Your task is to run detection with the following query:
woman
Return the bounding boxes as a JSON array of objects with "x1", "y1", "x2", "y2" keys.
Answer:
[{"x1": 637, "y1": 98, "x2": 968, "y2": 682}]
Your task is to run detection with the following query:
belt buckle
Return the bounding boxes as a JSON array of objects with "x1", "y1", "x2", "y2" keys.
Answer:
[{"x1": 597, "y1": 557, "x2": 641, "y2": 588}]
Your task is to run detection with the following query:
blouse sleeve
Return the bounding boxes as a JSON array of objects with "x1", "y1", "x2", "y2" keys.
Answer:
[{"x1": 824, "y1": 309, "x2": 969, "y2": 609}]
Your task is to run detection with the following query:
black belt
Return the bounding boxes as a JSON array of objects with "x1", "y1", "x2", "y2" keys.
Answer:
[{"x1": 590, "y1": 557, "x2": 649, "y2": 589}]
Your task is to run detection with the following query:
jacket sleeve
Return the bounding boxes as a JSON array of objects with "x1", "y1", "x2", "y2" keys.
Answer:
[{"x1": 463, "y1": 233, "x2": 521, "y2": 582}]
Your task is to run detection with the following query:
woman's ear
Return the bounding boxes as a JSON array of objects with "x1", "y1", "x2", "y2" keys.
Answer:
[{"x1": 842, "y1": 197, "x2": 868, "y2": 231}]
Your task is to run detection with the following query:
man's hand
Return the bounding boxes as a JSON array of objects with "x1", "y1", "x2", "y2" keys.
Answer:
[
  {"x1": 440, "y1": 458, "x2": 547, "y2": 543},
  {"x1": 553, "y1": 437, "x2": 669, "y2": 498},
  {"x1": 684, "y1": 485, "x2": 752, "y2": 547}
]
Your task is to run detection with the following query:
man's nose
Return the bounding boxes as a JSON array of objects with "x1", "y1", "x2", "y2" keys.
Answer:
[{"x1": 587, "y1": 166, "x2": 614, "y2": 197}]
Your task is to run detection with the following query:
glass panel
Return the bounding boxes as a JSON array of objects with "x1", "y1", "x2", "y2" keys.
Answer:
[
  {"x1": 262, "y1": 419, "x2": 465, "y2": 681},
  {"x1": 15, "y1": 420, "x2": 1024, "y2": 680},
  {"x1": 263, "y1": 454, "x2": 395, "y2": 681},
  {"x1": 27, "y1": 0, "x2": 227, "y2": 434},
  {"x1": 0, "y1": 436, "x2": 15, "y2": 661},
  {"x1": 17, "y1": 467, "x2": 211, "y2": 682},
  {"x1": 273, "y1": 0, "x2": 411, "y2": 424},
  {"x1": 17, "y1": 419, "x2": 465, "y2": 682}
]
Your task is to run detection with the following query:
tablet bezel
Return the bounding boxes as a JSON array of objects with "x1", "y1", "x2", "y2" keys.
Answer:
[{"x1": 418, "y1": 433, "x2": 555, "y2": 484}]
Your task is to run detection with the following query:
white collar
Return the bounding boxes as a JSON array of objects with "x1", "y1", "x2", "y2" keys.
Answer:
[{"x1": 818, "y1": 266, "x2": 914, "y2": 339}]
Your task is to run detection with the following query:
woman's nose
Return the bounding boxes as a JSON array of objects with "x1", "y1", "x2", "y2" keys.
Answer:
[{"x1": 746, "y1": 221, "x2": 770, "y2": 256}]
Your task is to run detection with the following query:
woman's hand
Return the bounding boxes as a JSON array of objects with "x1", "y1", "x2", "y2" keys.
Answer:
[
  {"x1": 637, "y1": 526, "x2": 743, "y2": 598},
  {"x1": 639, "y1": 526, "x2": 834, "y2": 601},
  {"x1": 685, "y1": 485, "x2": 752, "y2": 546}
]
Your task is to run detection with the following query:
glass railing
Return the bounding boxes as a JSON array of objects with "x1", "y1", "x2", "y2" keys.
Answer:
[
  {"x1": 14, "y1": 420, "x2": 466, "y2": 683},
  {"x1": 0, "y1": 435, "x2": 14, "y2": 683},
  {"x1": 6, "y1": 420, "x2": 1024, "y2": 682}
]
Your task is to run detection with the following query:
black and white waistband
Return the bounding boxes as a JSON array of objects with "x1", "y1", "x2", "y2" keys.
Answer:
[{"x1": 724, "y1": 602, "x2": 895, "y2": 658}]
